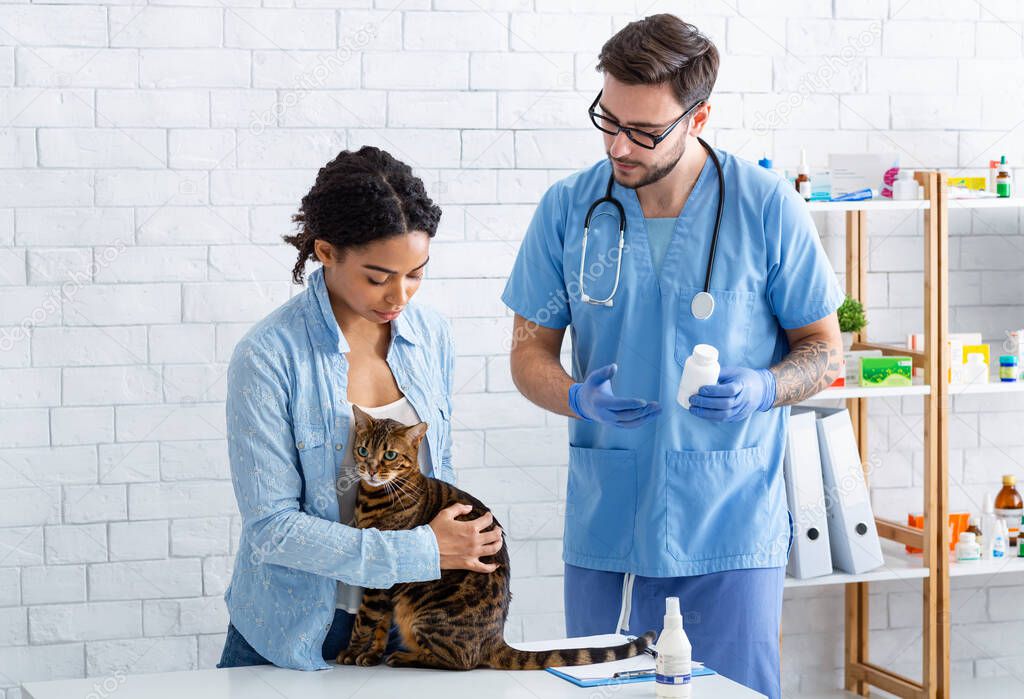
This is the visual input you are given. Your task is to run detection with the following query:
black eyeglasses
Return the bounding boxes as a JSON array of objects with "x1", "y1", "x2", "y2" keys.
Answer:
[{"x1": 588, "y1": 89, "x2": 705, "y2": 150}]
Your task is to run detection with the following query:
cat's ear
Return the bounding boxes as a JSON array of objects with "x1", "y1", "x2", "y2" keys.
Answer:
[
  {"x1": 403, "y1": 421, "x2": 428, "y2": 447},
  {"x1": 352, "y1": 405, "x2": 372, "y2": 430}
]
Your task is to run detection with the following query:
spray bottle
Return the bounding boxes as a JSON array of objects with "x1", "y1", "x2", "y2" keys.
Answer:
[
  {"x1": 655, "y1": 597, "x2": 692, "y2": 698},
  {"x1": 993, "y1": 520, "x2": 1008, "y2": 559}
]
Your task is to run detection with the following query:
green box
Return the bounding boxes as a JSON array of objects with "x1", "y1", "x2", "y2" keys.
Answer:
[{"x1": 860, "y1": 356, "x2": 913, "y2": 387}]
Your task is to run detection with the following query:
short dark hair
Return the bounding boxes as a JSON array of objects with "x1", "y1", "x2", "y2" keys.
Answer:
[
  {"x1": 284, "y1": 146, "x2": 442, "y2": 285},
  {"x1": 596, "y1": 14, "x2": 719, "y2": 108}
]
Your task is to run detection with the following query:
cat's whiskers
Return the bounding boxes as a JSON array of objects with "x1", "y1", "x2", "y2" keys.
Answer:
[
  {"x1": 383, "y1": 478, "x2": 412, "y2": 509},
  {"x1": 389, "y1": 475, "x2": 422, "y2": 507}
]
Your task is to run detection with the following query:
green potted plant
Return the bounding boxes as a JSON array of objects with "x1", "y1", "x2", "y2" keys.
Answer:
[{"x1": 837, "y1": 296, "x2": 867, "y2": 351}]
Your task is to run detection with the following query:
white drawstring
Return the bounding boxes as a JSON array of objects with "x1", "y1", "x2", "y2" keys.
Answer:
[{"x1": 615, "y1": 572, "x2": 636, "y2": 634}]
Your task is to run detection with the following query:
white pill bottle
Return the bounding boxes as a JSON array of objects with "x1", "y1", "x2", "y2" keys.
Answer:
[
  {"x1": 677, "y1": 344, "x2": 721, "y2": 410},
  {"x1": 655, "y1": 596, "x2": 692, "y2": 698}
]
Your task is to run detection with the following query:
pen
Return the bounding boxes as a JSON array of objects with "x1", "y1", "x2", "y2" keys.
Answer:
[{"x1": 613, "y1": 669, "x2": 655, "y2": 679}]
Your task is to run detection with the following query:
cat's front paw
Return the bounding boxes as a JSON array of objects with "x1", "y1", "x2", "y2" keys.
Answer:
[
  {"x1": 336, "y1": 647, "x2": 363, "y2": 666},
  {"x1": 354, "y1": 651, "x2": 382, "y2": 666}
]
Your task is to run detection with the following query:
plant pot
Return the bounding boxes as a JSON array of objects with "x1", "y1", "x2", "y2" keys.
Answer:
[{"x1": 842, "y1": 332, "x2": 855, "y2": 352}]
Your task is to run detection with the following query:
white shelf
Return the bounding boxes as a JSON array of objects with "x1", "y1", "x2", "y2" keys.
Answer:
[
  {"x1": 803, "y1": 381, "x2": 931, "y2": 401},
  {"x1": 786, "y1": 543, "x2": 1024, "y2": 589},
  {"x1": 950, "y1": 552, "x2": 1024, "y2": 578},
  {"x1": 948, "y1": 378, "x2": 1024, "y2": 395},
  {"x1": 801, "y1": 379, "x2": 1024, "y2": 401},
  {"x1": 805, "y1": 196, "x2": 1024, "y2": 212},
  {"x1": 805, "y1": 199, "x2": 930, "y2": 212},
  {"x1": 947, "y1": 196, "x2": 1024, "y2": 209},
  {"x1": 785, "y1": 542, "x2": 929, "y2": 589}
]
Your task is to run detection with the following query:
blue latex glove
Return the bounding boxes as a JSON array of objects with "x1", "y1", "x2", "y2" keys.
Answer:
[
  {"x1": 568, "y1": 363, "x2": 662, "y2": 429},
  {"x1": 688, "y1": 366, "x2": 776, "y2": 422}
]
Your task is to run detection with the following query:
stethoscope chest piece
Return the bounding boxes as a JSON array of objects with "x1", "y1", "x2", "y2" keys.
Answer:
[{"x1": 690, "y1": 290, "x2": 715, "y2": 320}]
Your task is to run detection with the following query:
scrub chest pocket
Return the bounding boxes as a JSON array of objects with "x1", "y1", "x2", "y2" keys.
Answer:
[
  {"x1": 674, "y1": 286, "x2": 755, "y2": 369},
  {"x1": 565, "y1": 446, "x2": 638, "y2": 559}
]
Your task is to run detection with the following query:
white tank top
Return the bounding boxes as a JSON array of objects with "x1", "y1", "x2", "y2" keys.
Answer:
[{"x1": 336, "y1": 396, "x2": 431, "y2": 612}]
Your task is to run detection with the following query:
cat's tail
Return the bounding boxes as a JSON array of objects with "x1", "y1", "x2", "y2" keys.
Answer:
[{"x1": 485, "y1": 630, "x2": 657, "y2": 670}]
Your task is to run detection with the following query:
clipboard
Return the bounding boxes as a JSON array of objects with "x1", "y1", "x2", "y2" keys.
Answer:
[
  {"x1": 546, "y1": 662, "x2": 716, "y2": 688},
  {"x1": 509, "y1": 633, "x2": 716, "y2": 688}
]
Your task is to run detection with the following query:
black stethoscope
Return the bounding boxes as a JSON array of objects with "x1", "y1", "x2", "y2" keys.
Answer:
[{"x1": 579, "y1": 136, "x2": 725, "y2": 320}]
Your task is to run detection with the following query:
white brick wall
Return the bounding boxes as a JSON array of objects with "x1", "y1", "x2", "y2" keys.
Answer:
[{"x1": 1, "y1": 2, "x2": 1023, "y2": 697}]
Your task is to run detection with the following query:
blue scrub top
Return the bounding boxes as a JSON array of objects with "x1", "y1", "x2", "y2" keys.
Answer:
[{"x1": 501, "y1": 148, "x2": 844, "y2": 577}]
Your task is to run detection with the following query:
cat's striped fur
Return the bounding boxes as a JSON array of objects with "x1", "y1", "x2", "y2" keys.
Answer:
[{"x1": 337, "y1": 405, "x2": 656, "y2": 671}]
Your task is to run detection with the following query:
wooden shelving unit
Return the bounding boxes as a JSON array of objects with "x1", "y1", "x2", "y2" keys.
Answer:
[
  {"x1": 784, "y1": 174, "x2": 950, "y2": 699},
  {"x1": 792, "y1": 186, "x2": 1024, "y2": 698}
]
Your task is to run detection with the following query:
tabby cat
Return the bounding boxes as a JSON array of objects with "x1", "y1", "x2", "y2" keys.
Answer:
[{"x1": 337, "y1": 405, "x2": 656, "y2": 671}]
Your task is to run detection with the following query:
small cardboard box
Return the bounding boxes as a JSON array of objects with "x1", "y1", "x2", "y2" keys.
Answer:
[
  {"x1": 845, "y1": 350, "x2": 883, "y2": 386},
  {"x1": 860, "y1": 356, "x2": 913, "y2": 387}
]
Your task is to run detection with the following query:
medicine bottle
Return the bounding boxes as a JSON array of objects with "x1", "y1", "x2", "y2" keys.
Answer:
[
  {"x1": 999, "y1": 355, "x2": 1018, "y2": 382},
  {"x1": 995, "y1": 475, "x2": 1024, "y2": 548},
  {"x1": 955, "y1": 532, "x2": 981, "y2": 562},
  {"x1": 795, "y1": 149, "x2": 811, "y2": 201},
  {"x1": 996, "y1": 155, "x2": 1011, "y2": 198},
  {"x1": 655, "y1": 597, "x2": 692, "y2": 699},
  {"x1": 677, "y1": 344, "x2": 720, "y2": 410},
  {"x1": 966, "y1": 516, "x2": 982, "y2": 545}
]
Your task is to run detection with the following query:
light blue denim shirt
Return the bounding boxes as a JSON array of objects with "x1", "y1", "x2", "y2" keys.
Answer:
[{"x1": 223, "y1": 265, "x2": 456, "y2": 670}]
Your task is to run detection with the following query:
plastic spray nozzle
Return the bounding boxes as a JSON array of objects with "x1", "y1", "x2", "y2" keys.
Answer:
[
  {"x1": 665, "y1": 596, "x2": 681, "y2": 618},
  {"x1": 798, "y1": 148, "x2": 809, "y2": 175}
]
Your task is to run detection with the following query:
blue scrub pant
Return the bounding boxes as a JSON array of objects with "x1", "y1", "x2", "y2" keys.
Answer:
[{"x1": 564, "y1": 564, "x2": 785, "y2": 699}]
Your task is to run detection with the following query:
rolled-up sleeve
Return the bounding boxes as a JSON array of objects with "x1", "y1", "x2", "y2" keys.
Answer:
[{"x1": 226, "y1": 337, "x2": 441, "y2": 588}]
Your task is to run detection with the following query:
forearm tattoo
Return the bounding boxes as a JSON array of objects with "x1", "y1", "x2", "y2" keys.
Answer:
[{"x1": 770, "y1": 339, "x2": 841, "y2": 406}]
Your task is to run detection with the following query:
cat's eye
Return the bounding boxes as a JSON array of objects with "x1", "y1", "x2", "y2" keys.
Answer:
[
  {"x1": 356, "y1": 446, "x2": 369, "y2": 457},
  {"x1": 383, "y1": 450, "x2": 398, "y2": 461}
]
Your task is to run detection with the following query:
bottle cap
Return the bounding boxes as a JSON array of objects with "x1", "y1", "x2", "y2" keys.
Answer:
[
  {"x1": 1004, "y1": 475, "x2": 1016, "y2": 486},
  {"x1": 798, "y1": 148, "x2": 809, "y2": 175},
  {"x1": 959, "y1": 532, "x2": 976, "y2": 544},
  {"x1": 665, "y1": 596, "x2": 682, "y2": 623},
  {"x1": 1000, "y1": 355, "x2": 1018, "y2": 364},
  {"x1": 692, "y1": 344, "x2": 719, "y2": 364},
  {"x1": 758, "y1": 154, "x2": 772, "y2": 169},
  {"x1": 969, "y1": 516, "x2": 980, "y2": 526}
]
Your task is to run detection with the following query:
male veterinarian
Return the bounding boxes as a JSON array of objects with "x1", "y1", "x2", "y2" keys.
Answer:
[{"x1": 501, "y1": 15, "x2": 844, "y2": 699}]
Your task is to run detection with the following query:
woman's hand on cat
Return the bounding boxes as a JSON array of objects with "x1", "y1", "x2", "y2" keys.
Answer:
[{"x1": 429, "y1": 503, "x2": 504, "y2": 573}]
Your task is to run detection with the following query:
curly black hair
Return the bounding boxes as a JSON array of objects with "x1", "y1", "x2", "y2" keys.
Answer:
[{"x1": 284, "y1": 146, "x2": 442, "y2": 285}]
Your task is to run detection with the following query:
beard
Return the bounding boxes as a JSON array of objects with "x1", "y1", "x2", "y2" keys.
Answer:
[{"x1": 609, "y1": 134, "x2": 687, "y2": 190}]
